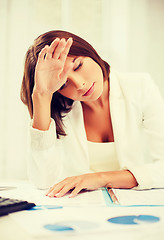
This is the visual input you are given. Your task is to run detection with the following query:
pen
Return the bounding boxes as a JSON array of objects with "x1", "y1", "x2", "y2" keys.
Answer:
[{"x1": 106, "y1": 185, "x2": 120, "y2": 205}]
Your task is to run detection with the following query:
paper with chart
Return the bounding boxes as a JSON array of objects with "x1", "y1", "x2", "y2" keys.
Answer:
[{"x1": 10, "y1": 206, "x2": 164, "y2": 238}]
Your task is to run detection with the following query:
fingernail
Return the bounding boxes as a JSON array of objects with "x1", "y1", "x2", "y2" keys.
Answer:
[
  {"x1": 48, "y1": 192, "x2": 55, "y2": 197},
  {"x1": 47, "y1": 194, "x2": 53, "y2": 197},
  {"x1": 45, "y1": 187, "x2": 52, "y2": 195},
  {"x1": 55, "y1": 193, "x2": 60, "y2": 197}
]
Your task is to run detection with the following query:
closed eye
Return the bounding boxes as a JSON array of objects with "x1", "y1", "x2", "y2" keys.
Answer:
[
  {"x1": 74, "y1": 62, "x2": 82, "y2": 71},
  {"x1": 59, "y1": 61, "x2": 82, "y2": 90}
]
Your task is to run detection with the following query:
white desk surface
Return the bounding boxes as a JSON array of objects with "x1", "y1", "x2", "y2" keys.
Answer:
[
  {"x1": 0, "y1": 179, "x2": 164, "y2": 240},
  {"x1": 1, "y1": 214, "x2": 164, "y2": 240},
  {"x1": 0, "y1": 215, "x2": 33, "y2": 240},
  {"x1": 1, "y1": 211, "x2": 164, "y2": 240}
]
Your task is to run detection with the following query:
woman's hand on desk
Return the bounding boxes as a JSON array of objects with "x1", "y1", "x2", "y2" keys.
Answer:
[
  {"x1": 46, "y1": 170, "x2": 138, "y2": 198},
  {"x1": 46, "y1": 172, "x2": 106, "y2": 198}
]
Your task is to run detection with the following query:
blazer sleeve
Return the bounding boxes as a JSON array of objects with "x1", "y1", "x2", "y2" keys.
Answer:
[
  {"x1": 28, "y1": 101, "x2": 90, "y2": 190},
  {"x1": 130, "y1": 75, "x2": 164, "y2": 189},
  {"x1": 28, "y1": 119, "x2": 63, "y2": 189}
]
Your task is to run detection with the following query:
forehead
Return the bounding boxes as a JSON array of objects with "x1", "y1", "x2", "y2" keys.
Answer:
[
  {"x1": 66, "y1": 56, "x2": 80, "y2": 63},
  {"x1": 66, "y1": 56, "x2": 75, "y2": 61}
]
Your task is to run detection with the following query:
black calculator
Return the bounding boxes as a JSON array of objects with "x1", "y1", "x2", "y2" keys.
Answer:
[{"x1": 0, "y1": 196, "x2": 35, "y2": 216}]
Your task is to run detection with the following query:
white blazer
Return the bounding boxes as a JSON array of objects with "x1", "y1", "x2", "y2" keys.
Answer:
[{"x1": 29, "y1": 70, "x2": 164, "y2": 190}]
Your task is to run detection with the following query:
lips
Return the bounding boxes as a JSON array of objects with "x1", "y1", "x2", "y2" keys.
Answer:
[{"x1": 83, "y1": 83, "x2": 95, "y2": 97}]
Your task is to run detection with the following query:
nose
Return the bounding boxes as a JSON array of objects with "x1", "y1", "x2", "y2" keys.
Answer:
[{"x1": 68, "y1": 73, "x2": 85, "y2": 90}]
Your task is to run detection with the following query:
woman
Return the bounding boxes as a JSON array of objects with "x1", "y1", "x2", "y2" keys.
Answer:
[{"x1": 21, "y1": 30, "x2": 164, "y2": 198}]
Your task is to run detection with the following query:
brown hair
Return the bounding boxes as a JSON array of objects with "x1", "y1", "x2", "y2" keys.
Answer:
[{"x1": 21, "y1": 30, "x2": 110, "y2": 138}]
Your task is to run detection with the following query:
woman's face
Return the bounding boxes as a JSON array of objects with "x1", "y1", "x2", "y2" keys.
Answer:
[{"x1": 58, "y1": 57, "x2": 104, "y2": 101}]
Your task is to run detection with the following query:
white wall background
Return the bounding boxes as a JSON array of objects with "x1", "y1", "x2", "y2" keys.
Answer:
[{"x1": 0, "y1": 0, "x2": 164, "y2": 180}]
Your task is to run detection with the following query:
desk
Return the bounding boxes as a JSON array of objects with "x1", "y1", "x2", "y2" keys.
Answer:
[
  {"x1": 0, "y1": 180, "x2": 164, "y2": 240},
  {"x1": 1, "y1": 208, "x2": 164, "y2": 240},
  {"x1": 0, "y1": 214, "x2": 34, "y2": 240}
]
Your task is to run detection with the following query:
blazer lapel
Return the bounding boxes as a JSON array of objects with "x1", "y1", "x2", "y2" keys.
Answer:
[{"x1": 110, "y1": 70, "x2": 146, "y2": 169}]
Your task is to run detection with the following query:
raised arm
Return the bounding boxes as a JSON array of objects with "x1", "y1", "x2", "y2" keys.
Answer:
[{"x1": 32, "y1": 38, "x2": 74, "y2": 130}]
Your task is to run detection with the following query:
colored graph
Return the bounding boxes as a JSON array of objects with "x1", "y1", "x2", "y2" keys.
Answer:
[
  {"x1": 107, "y1": 215, "x2": 160, "y2": 225},
  {"x1": 44, "y1": 220, "x2": 99, "y2": 232}
]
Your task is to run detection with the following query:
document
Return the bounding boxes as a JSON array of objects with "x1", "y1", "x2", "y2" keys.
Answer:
[
  {"x1": 1, "y1": 180, "x2": 164, "y2": 239},
  {"x1": 0, "y1": 180, "x2": 106, "y2": 207},
  {"x1": 111, "y1": 188, "x2": 164, "y2": 206},
  {"x1": 10, "y1": 206, "x2": 164, "y2": 238}
]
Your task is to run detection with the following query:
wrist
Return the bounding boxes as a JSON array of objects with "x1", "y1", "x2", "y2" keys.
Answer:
[
  {"x1": 99, "y1": 170, "x2": 138, "y2": 189},
  {"x1": 32, "y1": 87, "x2": 52, "y2": 131},
  {"x1": 97, "y1": 172, "x2": 111, "y2": 187},
  {"x1": 32, "y1": 87, "x2": 53, "y2": 103}
]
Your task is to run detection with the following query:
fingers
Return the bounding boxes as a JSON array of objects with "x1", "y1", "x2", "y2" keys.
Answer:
[
  {"x1": 45, "y1": 182, "x2": 63, "y2": 197},
  {"x1": 47, "y1": 184, "x2": 82, "y2": 198},
  {"x1": 45, "y1": 38, "x2": 72, "y2": 61},
  {"x1": 38, "y1": 38, "x2": 72, "y2": 63},
  {"x1": 52, "y1": 38, "x2": 66, "y2": 59},
  {"x1": 46, "y1": 178, "x2": 75, "y2": 197},
  {"x1": 45, "y1": 177, "x2": 84, "y2": 198},
  {"x1": 59, "y1": 38, "x2": 73, "y2": 62},
  {"x1": 59, "y1": 61, "x2": 74, "y2": 81},
  {"x1": 37, "y1": 45, "x2": 49, "y2": 62},
  {"x1": 45, "y1": 38, "x2": 60, "y2": 60},
  {"x1": 54, "y1": 183, "x2": 76, "y2": 198},
  {"x1": 69, "y1": 185, "x2": 83, "y2": 198}
]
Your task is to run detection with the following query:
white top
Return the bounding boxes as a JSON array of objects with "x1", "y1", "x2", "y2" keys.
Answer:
[
  {"x1": 29, "y1": 70, "x2": 164, "y2": 190},
  {"x1": 88, "y1": 141, "x2": 120, "y2": 172}
]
